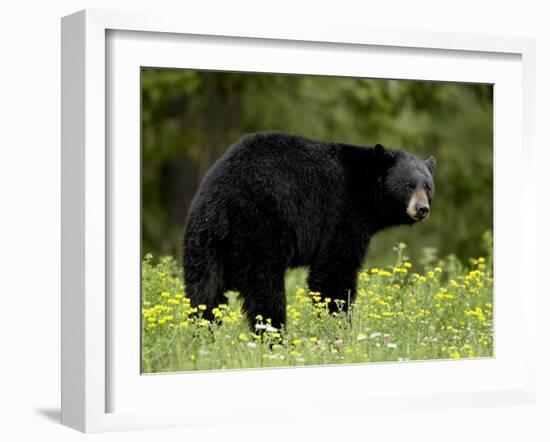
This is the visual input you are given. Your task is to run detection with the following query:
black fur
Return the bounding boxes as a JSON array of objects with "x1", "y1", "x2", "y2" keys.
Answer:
[{"x1": 182, "y1": 131, "x2": 436, "y2": 330}]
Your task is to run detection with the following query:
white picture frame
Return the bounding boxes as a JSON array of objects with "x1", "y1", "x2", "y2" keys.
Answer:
[{"x1": 61, "y1": 9, "x2": 537, "y2": 433}]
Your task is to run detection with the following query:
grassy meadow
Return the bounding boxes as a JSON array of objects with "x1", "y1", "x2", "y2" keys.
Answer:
[{"x1": 141, "y1": 235, "x2": 493, "y2": 373}]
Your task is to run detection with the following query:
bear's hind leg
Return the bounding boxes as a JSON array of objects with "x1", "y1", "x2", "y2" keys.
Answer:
[
  {"x1": 183, "y1": 240, "x2": 227, "y2": 321},
  {"x1": 184, "y1": 271, "x2": 227, "y2": 322}
]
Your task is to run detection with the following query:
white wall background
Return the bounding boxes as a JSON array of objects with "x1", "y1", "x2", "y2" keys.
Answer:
[{"x1": 0, "y1": 1, "x2": 547, "y2": 440}]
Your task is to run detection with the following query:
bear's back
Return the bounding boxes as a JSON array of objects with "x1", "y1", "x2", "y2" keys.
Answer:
[
  {"x1": 224, "y1": 131, "x2": 336, "y2": 173},
  {"x1": 205, "y1": 131, "x2": 343, "y2": 194}
]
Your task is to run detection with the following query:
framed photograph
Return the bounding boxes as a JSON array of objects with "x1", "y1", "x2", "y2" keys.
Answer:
[{"x1": 61, "y1": 9, "x2": 537, "y2": 432}]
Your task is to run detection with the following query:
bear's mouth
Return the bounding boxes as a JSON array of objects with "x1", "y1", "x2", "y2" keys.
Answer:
[
  {"x1": 411, "y1": 212, "x2": 429, "y2": 221},
  {"x1": 406, "y1": 207, "x2": 429, "y2": 221}
]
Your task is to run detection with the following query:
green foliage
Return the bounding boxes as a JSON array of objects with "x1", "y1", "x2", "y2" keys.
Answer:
[
  {"x1": 141, "y1": 243, "x2": 493, "y2": 373},
  {"x1": 141, "y1": 68, "x2": 492, "y2": 265}
]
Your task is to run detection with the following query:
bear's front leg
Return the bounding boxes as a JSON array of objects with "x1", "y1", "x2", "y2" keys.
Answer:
[
  {"x1": 307, "y1": 245, "x2": 365, "y2": 315},
  {"x1": 308, "y1": 265, "x2": 359, "y2": 314}
]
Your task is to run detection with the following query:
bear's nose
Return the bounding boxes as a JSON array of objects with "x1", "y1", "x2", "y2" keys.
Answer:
[{"x1": 416, "y1": 203, "x2": 430, "y2": 218}]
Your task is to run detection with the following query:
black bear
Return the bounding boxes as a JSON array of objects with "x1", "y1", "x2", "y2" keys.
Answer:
[{"x1": 183, "y1": 131, "x2": 435, "y2": 330}]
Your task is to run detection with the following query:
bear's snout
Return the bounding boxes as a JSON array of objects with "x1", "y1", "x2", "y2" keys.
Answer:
[
  {"x1": 406, "y1": 189, "x2": 430, "y2": 221},
  {"x1": 415, "y1": 202, "x2": 430, "y2": 220}
]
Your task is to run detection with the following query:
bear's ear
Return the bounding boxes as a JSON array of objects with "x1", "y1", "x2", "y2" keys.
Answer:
[
  {"x1": 425, "y1": 156, "x2": 436, "y2": 176},
  {"x1": 374, "y1": 144, "x2": 396, "y2": 169},
  {"x1": 374, "y1": 144, "x2": 385, "y2": 157}
]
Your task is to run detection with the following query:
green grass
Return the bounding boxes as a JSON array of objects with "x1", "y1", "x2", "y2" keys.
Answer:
[{"x1": 141, "y1": 240, "x2": 493, "y2": 373}]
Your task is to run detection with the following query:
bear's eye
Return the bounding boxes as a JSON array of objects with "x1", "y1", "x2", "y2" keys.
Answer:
[
  {"x1": 424, "y1": 183, "x2": 432, "y2": 192},
  {"x1": 404, "y1": 183, "x2": 415, "y2": 190}
]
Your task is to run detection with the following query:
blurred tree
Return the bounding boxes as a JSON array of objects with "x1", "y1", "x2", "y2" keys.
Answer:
[{"x1": 141, "y1": 68, "x2": 492, "y2": 265}]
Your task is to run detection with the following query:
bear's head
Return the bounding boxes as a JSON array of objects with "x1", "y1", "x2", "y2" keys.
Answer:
[{"x1": 374, "y1": 144, "x2": 436, "y2": 225}]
